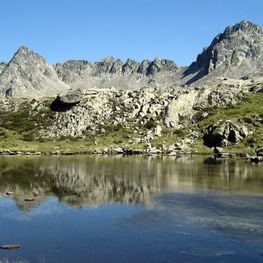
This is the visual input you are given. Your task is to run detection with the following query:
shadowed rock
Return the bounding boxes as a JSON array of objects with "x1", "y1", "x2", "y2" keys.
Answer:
[
  {"x1": 51, "y1": 88, "x2": 82, "y2": 112},
  {"x1": 203, "y1": 120, "x2": 248, "y2": 147}
]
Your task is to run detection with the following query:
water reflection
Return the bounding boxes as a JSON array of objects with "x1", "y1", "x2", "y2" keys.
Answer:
[
  {"x1": 0, "y1": 156, "x2": 263, "y2": 263},
  {"x1": 0, "y1": 155, "x2": 262, "y2": 210}
]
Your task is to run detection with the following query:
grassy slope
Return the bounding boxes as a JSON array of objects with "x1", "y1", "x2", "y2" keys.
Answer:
[
  {"x1": 195, "y1": 93, "x2": 263, "y2": 154},
  {"x1": 0, "y1": 93, "x2": 262, "y2": 154}
]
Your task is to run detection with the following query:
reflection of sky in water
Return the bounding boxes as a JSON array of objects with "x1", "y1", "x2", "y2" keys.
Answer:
[
  {"x1": 0, "y1": 191, "x2": 263, "y2": 263},
  {"x1": 0, "y1": 156, "x2": 263, "y2": 263},
  {"x1": 0, "y1": 197, "x2": 66, "y2": 221}
]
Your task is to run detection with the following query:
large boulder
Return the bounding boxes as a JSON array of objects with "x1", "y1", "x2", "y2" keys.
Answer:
[
  {"x1": 256, "y1": 147, "x2": 263, "y2": 157},
  {"x1": 203, "y1": 120, "x2": 248, "y2": 147},
  {"x1": 57, "y1": 88, "x2": 82, "y2": 104},
  {"x1": 51, "y1": 88, "x2": 82, "y2": 111}
]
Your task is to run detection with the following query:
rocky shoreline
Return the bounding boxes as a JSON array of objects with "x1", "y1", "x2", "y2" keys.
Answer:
[{"x1": 1, "y1": 147, "x2": 262, "y2": 164}]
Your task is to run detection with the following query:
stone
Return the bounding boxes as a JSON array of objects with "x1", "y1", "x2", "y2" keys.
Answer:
[
  {"x1": 212, "y1": 147, "x2": 223, "y2": 157},
  {"x1": 57, "y1": 88, "x2": 82, "y2": 104},
  {"x1": 147, "y1": 147, "x2": 162, "y2": 155},
  {"x1": 256, "y1": 147, "x2": 263, "y2": 156},
  {"x1": 203, "y1": 120, "x2": 248, "y2": 147},
  {"x1": 111, "y1": 147, "x2": 124, "y2": 154},
  {"x1": 250, "y1": 156, "x2": 263, "y2": 163},
  {"x1": 153, "y1": 125, "x2": 162, "y2": 137},
  {"x1": 51, "y1": 88, "x2": 82, "y2": 111}
]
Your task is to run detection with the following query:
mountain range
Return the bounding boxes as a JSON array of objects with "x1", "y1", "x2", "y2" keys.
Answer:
[{"x1": 0, "y1": 20, "x2": 262, "y2": 97}]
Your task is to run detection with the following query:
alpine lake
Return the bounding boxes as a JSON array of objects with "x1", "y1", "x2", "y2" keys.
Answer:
[{"x1": 0, "y1": 155, "x2": 262, "y2": 263}]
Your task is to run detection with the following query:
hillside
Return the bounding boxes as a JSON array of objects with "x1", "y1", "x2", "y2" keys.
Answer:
[{"x1": 0, "y1": 20, "x2": 262, "y2": 155}]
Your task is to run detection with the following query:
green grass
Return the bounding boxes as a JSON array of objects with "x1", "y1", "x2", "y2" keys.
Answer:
[
  {"x1": 197, "y1": 93, "x2": 263, "y2": 127},
  {"x1": 195, "y1": 93, "x2": 263, "y2": 153}
]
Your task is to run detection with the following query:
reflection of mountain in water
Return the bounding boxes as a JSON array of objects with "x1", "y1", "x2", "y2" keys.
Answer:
[{"x1": 0, "y1": 156, "x2": 262, "y2": 210}]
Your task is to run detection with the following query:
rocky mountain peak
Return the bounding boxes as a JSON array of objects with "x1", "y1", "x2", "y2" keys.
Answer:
[
  {"x1": 184, "y1": 20, "x2": 263, "y2": 84},
  {"x1": 10, "y1": 45, "x2": 45, "y2": 66},
  {"x1": 0, "y1": 46, "x2": 70, "y2": 97},
  {"x1": 224, "y1": 20, "x2": 262, "y2": 35}
]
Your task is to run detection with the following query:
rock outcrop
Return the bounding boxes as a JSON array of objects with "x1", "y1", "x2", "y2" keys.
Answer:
[
  {"x1": 256, "y1": 147, "x2": 263, "y2": 157},
  {"x1": 51, "y1": 88, "x2": 83, "y2": 111},
  {"x1": 41, "y1": 79, "x2": 249, "y2": 138},
  {"x1": 0, "y1": 46, "x2": 70, "y2": 97},
  {"x1": 203, "y1": 120, "x2": 249, "y2": 147},
  {"x1": 0, "y1": 62, "x2": 6, "y2": 74},
  {"x1": 183, "y1": 20, "x2": 263, "y2": 84}
]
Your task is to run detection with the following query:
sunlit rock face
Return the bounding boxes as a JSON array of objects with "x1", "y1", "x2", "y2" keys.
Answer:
[
  {"x1": 0, "y1": 62, "x2": 6, "y2": 74},
  {"x1": 183, "y1": 21, "x2": 263, "y2": 84},
  {"x1": 0, "y1": 46, "x2": 70, "y2": 98},
  {"x1": 54, "y1": 57, "x2": 179, "y2": 91},
  {"x1": 0, "y1": 156, "x2": 262, "y2": 211}
]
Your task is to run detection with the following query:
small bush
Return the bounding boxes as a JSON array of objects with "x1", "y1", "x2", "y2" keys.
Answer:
[
  {"x1": 144, "y1": 119, "x2": 157, "y2": 129},
  {"x1": 0, "y1": 128, "x2": 8, "y2": 138},
  {"x1": 21, "y1": 132, "x2": 35, "y2": 142}
]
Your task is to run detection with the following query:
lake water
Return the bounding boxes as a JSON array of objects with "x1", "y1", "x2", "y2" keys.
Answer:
[{"x1": 0, "y1": 155, "x2": 262, "y2": 263}]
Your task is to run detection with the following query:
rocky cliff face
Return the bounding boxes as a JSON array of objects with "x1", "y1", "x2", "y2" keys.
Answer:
[
  {"x1": 183, "y1": 20, "x2": 263, "y2": 84},
  {"x1": 0, "y1": 46, "x2": 70, "y2": 97},
  {"x1": 0, "y1": 62, "x2": 6, "y2": 74}
]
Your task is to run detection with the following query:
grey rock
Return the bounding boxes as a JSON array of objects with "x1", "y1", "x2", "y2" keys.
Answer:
[
  {"x1": 51, "y1": 88, "x2": 82, "y2": 112},
  {"x1": 111, "y1": 147, "x2": 124, "y2": 154},
  {"x1": 93, "y1": 57, "x2": 116, "y2": 75},
  {"x1": 203, "y1": 120, "x2": 248, "y2": 147},
  {"x1": 212, "y1": 147, "x2": 223, "y2": 157},
  {"x1": 256, "y1": 147, "x2": 263, "y2": 156},
  {"x1": 0, "y1": 46, "x2": 70, "y2": 97},
  {"x1": 184, "y1": 20, "x2": 263, "y2": 84},
  {"x1": 58, "y1": 88, "x2": 82, "y2": 104},
  {"x1": 146, "y1": 59, "x2": 178, "y2": 76},
  {"x1": 0, "y1": 62, "x2": 7, "y2": 74},
  {"x1": 110, "y1": 59, "x2": 123, "y2": 74},
  {"x1": 250, "y1": 155, "x2": 263, "y2": 163},
  {"x1": 153, "y1": 125, "x2": 162, "y2": 137},
  {"x1": 122, "y1": 59, "x2": 138, "y2": 74},
  {"x1": 137, "y1": 60, "x2": 151, "y2": 75},
  {"x1": 54, "y1": 57, "x2": 178, "y2": 90}
]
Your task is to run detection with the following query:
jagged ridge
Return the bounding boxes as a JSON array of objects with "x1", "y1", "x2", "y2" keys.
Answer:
[{"x1": 0, "y1": 20, "x2": 262, "y2": 97}]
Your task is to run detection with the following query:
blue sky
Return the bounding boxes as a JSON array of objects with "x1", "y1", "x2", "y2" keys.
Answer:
[{"x1": 1, "y1": 0, "x2": 262, "y2": 66}]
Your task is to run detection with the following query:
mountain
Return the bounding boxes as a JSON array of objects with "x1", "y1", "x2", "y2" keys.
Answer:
[
  {"x1": 183, "y1": 20, "x2": 263, "y2": 84},
  {"x1": 54, "y1": 57, "x2": 180, "y2": 90},
  {"x1": 0, "y1": 62, "x2": 7, "y2": 74},
  {"x1": 0, "y1": 20, "x2": 262, "y2": 97},
  {"x1": 0, "y1": 46, "x2": 70, "y2": 97}
]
